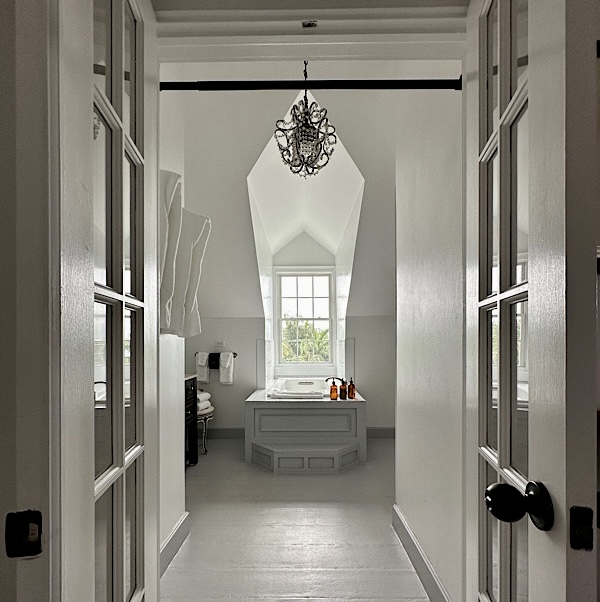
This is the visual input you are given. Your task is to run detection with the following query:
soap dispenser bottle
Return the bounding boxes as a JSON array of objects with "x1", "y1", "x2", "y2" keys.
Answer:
[
  {"x1": 339, "y1": 378, "x2": 347, "y2": 400},
  {"x1": 326, "y1": 377, "x2": 338, "y2": 400},
  {"x1": 348, "y1": 378, "x2": 356, "y2": 400}
]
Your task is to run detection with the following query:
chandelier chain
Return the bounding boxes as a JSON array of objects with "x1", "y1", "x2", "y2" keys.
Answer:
[{"x1": 274, "y1": 60, "x2": 337, "y2": 177}]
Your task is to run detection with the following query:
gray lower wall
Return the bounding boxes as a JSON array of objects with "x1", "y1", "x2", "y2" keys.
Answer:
[
  {"x1": 185, "y1": 317, "x2": 265, "y2": 429},
  {"x1": 346, "y1": 315, "x2": 396, "y2": 428},
  {"x1": 185, "y1": 315, "x2": 396, "y2": 429}
]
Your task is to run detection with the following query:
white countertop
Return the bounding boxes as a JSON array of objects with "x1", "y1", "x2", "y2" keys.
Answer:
[{"x1": 246, "y1": 389, "x2": 365, "y2": 403}]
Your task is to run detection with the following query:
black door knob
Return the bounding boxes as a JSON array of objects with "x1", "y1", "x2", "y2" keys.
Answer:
[{"x1": 484, "y1": 481, "x2": 554, "y2": 531}]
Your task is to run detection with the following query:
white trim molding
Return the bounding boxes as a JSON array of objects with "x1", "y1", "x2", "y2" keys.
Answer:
[
  {"x1": 155, "y1": 5, "x2": 467, "y2": 62},
  {"x1": 392, "y1": 504, "x2": 453, "y2": 602},
  {"x1": 160, "y1": 511, "x2": 190, "y2": 576}
]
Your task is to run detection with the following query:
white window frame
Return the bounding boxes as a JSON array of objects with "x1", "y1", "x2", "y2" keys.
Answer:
[{"x1": 274, "y1": 266, "x2": 337, "y2": 377}]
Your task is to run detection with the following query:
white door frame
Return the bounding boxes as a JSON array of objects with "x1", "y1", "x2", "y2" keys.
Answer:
[{"x1": 0, "y1": 1, "x2": 59, "y2": 600}]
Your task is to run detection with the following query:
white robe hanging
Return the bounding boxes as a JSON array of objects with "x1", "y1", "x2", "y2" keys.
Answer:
[{"x1": 159, "y1": 169, "x2": 211, "y2": 337}]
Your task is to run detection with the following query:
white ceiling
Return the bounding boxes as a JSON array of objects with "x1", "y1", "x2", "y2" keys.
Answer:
[
  {"x1": 155, "y1": 1, "x2": 465, "y2": 261},
  {"x1": 247, "y1": 90, "x2": 364, "y2": 256},
  {"x1": 153, "y1": 0, "x2": 467, "y2": 63}
]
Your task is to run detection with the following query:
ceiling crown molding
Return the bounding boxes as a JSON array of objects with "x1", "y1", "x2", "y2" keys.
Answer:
[{"x1": 155, "y1": 4, "x2": 466, "y2": 62}]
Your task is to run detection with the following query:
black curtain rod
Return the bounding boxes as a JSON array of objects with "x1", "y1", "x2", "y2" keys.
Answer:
[{"x1": 160, "y1": 76, "x2": 462, "y2": 92}]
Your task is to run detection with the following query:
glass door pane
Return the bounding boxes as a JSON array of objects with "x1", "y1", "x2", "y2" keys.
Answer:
[
  {"x1": 511, "y1": 106, "x2": 529, "y2": 285},
  {"x1": 93, "y1": 109, "x2": 112, "y2": 287},
  {"x1": 511, "y1": 0, "x2": 528, "y2": 94},
  {"x1": 123, "y1": 2, "x2": 137, "y2": 141},
  {"x1": 123, "y1": 156, "x2": 136, "y2": 296},
  {"x1": 511, "y1": 301, "x2": 529, "y2": 476},
  {"x1": 485, "y1": 307, "x2": 500, "y2": 451},
  {"x1": 485, "y1": 464, "x2": 500, "y2": 602},
  {"x1": 93, "y1": 0, "x2": 112, "y2": 98},
  {"x1": 485, "y1": 153, "x2": 500, "y2": 296},
  {"x1": 125, "y1": 462, "x2": 140, "y2": 600},
  {"x1": 95, "y1": 488, "x2": 114, "y2": 602},
  {"x1": 513, "y1": 517, "x2": 529, "y2": 601},
  {"x1": 95, "y1": 302, "x2": 113, "y2": 477},
  {"x1": 124, "y1": 309, "x2": 137, "y2": 449},
  {"x1": 487, "y1": 0, "x2": 499, "y2": 137}
]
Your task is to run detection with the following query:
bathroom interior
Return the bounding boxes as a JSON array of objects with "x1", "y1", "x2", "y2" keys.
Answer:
[{"x1": 157, "y1": 55, "x2": 464, "y2": 597}]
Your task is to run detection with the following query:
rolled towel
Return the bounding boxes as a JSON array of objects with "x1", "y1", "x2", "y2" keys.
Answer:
[
  {"x1": 196, "y1": 352, "x2": 209, "y2": 384},
  {"x1": 197, "y1": 399, "x2": 212, "y2": 412},
  {"x1": 197, "y1": 391, "x2": 211, "y2": 403},
  {"x1": 197, "y1": 404, "x2": 214, "y2": 416}
]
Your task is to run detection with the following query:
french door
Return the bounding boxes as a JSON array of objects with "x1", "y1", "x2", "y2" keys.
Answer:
[
  {"x1": 59, "y1": 0, "x2": 159, "y2": 599},
  {"x1": 467, "y1": 0, "x2": 599, "y2": 600},
  {"x1": 92, "y1": 1, "x2": 153, "y2": 599},
  {"x1": 477, "y1": 1, "x2": 531, "y2": 599}
]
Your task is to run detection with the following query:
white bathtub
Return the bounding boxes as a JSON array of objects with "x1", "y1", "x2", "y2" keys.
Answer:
[{"x1": 267, "y1": 377, "x2": 329, "y2": 399}]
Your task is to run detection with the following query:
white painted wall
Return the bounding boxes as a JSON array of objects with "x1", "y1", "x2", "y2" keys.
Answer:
[
  {"x1": 158, "y1": 335, "x2": 185, "y2": 545},
  {"x1": 273, "y1": 232, "x2": 334, "y2": 266},
  {"x1": 158, "y1": 63, "x2": 187, "y2": 549},
  {"x1": 395, "y1": 91, "x2": 463, "y2": 600},
  {"x1": 168, "y1": 59, "x2": 460, "y2": 431}
]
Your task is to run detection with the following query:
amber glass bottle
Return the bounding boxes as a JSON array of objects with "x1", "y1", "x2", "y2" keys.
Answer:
[
  {"x1": 348, "y1": 378, "x2": 356, "y2": 400},
  {"x1": 326, "y1": 377, "x2": 338, "y2": 400},
  {"x1": 339, "y1": 379, "x2": 347, "y2": 400}
]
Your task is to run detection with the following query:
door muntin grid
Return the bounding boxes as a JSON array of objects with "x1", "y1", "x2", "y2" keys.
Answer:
[
  {"x1": 93, "y1": 0, "x2": 145, "y2": 599},
  {"x1": 478, "y1": 1, "x2": 530, "y2": 600}
]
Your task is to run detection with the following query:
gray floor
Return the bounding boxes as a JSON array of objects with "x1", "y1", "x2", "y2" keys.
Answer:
[{"x1": 160, "y1": 438, "x2": 429, "y2": 601}]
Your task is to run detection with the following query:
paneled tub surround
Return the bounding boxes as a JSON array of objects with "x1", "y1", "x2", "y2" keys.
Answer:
[{"x1": 245, "y1": 389, "x2": 366, "y2": 474}]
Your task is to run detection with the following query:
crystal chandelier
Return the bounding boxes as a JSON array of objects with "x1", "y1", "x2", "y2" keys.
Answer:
[{"x1": 274, "y1": 61, "x2": 337, "y2": 177}]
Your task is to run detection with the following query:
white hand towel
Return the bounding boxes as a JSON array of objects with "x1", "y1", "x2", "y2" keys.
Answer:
[
  {"x1": 197, "y1": 404, "x2": 214, "y2": 416},
  {"x1": 197, "y1": 399, "x2": 212, "y2": 412},
  {"x1": 197, "y1": 391, "x2": 211, "y2": 403},
  {"x1": 196, "y1": 352, "x2": 209, "y2": 384},
  {"x1": 219, "y1": 352, "x2": 235, "y2": 385}
]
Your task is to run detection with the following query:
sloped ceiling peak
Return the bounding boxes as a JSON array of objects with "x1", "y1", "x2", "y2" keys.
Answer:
[{"x1": 247, "y1": 90, "x2": 364, "y2": 256}]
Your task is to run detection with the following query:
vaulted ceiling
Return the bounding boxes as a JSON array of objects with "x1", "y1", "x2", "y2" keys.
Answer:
[
  {"x1": 247, "y1": 91, "x2": 364, "y2": 256},
  {"x1": 154, "y1": 0, "x2": 466, "y2": 275}
]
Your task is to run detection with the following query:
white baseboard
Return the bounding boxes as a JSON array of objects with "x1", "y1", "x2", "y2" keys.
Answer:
[
  {"x1": 206, "y1": 427, "x2": 245, "y2": 439},
  {"x1": 392, "y1": 504, "x2": 453, "y2": 602},
  {"x1": 160, "y1": 511, "x2": 190, "y2": 576},
  {"x1": 367, "y1": 427, "x2": 395, "y2": 439}
]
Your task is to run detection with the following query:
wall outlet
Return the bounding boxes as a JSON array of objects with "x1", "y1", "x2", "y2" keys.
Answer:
[{"x1": 215, "y1": 340, "x2": 225, "y2": 347}]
